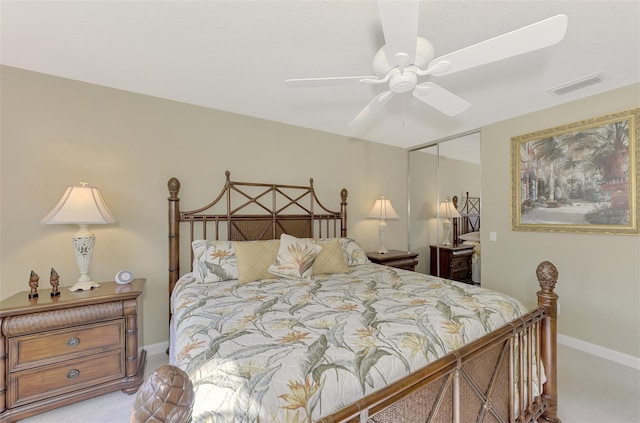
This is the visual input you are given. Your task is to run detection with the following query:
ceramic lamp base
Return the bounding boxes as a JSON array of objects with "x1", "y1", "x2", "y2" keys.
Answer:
[{"x1": 69, "y1": 280, "x2": 100, "y2": 291}]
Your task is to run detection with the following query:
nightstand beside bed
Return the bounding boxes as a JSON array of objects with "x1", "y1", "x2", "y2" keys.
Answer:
[
  {"x1": 366, "y1": 250, "x2": 419, "y2": 272},
  {"x1": 429, "y1": 244, "x2": 475, "y2": 284},
  {"x1": 0, "y1": 279, "x2": 146, "y2": 423}
]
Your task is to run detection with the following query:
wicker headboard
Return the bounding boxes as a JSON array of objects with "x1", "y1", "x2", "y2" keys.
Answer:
[{"x1": 167, "y1": 171, "x2": 348, "y2": 298}]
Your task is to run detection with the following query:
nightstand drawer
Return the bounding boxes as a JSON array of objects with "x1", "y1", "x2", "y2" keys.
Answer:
[
  {"x1": 7, "y1": 349, "x2": 125, "y2": 408},
  {"x1": 451, "y1": 258, "x2": 470, "y2": 271},
  {"x1": 8, "y1": 320, "x2": 125, "y2": 372},
  {"x1": 451, "y1": 268, "x2": 471, "y2": 280}
]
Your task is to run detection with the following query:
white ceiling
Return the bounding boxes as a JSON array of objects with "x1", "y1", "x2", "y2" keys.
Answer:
[{"x1": 2, "y1": 1, "x2": 639, "y2": 149}]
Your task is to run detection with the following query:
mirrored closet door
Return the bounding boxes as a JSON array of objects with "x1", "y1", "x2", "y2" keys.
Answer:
[{"x1": 408, "y1": 133, "x2": 481, "y2": 285}]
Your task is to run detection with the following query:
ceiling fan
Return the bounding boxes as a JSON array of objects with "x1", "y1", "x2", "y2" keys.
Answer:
[{"x1": 285, "y1": 1, "x2": 568, "y2": 128}]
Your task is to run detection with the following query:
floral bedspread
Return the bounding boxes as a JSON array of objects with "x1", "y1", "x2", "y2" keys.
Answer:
[{"x1": 171, "y1": 264, "x2": 528, "y2": 423}]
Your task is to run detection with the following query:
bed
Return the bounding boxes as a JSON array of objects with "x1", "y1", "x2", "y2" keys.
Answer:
[
  {"x1": 453, "y1": 193, "x2": 481, "y2": 284},
  {"x1": 131, "y1": 172, "x2": 560, "y2": 423}
]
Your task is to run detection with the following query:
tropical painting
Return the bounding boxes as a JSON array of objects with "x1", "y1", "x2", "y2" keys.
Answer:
[{"x1": 511, "y1": 108, "x2": 639, "y2": 235}]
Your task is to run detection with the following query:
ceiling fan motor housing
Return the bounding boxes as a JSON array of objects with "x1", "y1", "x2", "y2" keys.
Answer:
[{"x1": 389, "y1": 70, "x2": 417, "y2": 93}]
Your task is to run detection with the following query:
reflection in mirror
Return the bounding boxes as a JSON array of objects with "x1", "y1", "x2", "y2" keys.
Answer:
[{"x1": 408, "y1": 133, "x2": 481, "y2": 284}]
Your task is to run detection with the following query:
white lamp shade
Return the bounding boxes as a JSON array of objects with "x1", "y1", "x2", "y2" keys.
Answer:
[
  {"x1": 367, "y1": 197, "x2": 400, "y2": 220},
  {"x1": 438, "y1": 198, "x2": 461, "y2": 219},
  {"x1": 42, "y1": 183, "x2": 116, "y2": 225}
]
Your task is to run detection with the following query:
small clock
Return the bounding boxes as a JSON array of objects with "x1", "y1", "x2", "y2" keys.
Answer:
[{"x1": 115, "y1": 270, "x2": 134, "y2": 285}]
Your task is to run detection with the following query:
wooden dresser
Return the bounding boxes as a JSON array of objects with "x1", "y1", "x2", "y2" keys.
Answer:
[
  {"x1": 0, "y1": 279, "x2": 146, "y2": 422},
  {"x1": 430, "y1": 244, "x2": 475, "y2": 284},
  {"x1": 367, "y1": 250, "x2": 419, "y2": 272}
]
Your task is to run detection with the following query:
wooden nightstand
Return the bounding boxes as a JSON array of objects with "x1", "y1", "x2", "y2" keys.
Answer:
[
  {"x1": 430, "y1": 244, "x2": 475, "y2": 284},
  {"x1": 367, "y1": 250, "x2": 419, "y2": 271},
  {"x1": 0, "y1": 279, "x2": 146, "y2": 422}
]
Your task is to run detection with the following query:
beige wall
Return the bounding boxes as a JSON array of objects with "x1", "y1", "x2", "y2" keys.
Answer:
[
  {"x1": 2, "y1": 66, "x2": 638, "y2": 359},
  {"x1": 0, "y1": 66, "x2": 409, "y2": 346},
  {"x1": 481, "y1": 83, "x2": 640, "y2": 358}
]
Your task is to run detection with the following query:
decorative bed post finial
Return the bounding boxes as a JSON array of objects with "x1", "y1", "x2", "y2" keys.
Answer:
[
  {"x1": 132, "y1": 364, "x2": 194, "y2": 423},
  {"x1": 536, "y1": 260, "x2": 559, "y2": 296},
  {"x1": 168, "y1": 177, "x2": 181, "y2": 200},
  {"x1": 225, "y1": 170, "x2": 231, "y2": 181}
]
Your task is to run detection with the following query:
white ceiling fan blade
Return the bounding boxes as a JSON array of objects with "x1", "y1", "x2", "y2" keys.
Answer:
[
  {"x1": 348, "y1": 91, "x2": 394, "y2": 128},
  {"x1": 422, "y1": 14, "x2": 568, "y2": 77},
  {"x1": 285, "y1": 75, "x2": 381, "y2": 88},
  {"x1": 412, "y1": 82, "x2": 470, "y2": 117},
  {"x1": 377, "y1": 0, "x2": 419, "y2": 70}
]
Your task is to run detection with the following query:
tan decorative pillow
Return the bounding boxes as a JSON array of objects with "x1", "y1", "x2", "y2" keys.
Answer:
[
  {"x1": 268, "y1": 234, "x2": 321, "y2": 280},
  {"x1": 313, "y1": 238, "x2": 349, "y2": 275},
  {"x1": 235, "y1": 239, "x2": 281, "y2": 284}
]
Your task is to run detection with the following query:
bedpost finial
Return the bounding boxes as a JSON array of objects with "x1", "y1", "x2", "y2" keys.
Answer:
[
  {"x1": 132, "y1": 364, "x2": 194, "y2": 423},
  {"x1": 536, "y1": 260, "x2": 558, "y2": 293},
  {"x1": 310, "y1": 178, "x2": 314, "y2": 187},
  {"x1": 225, "y1": 170, "x2": 231, "y2": 181},
  {"x1": 341, "y1": 188, "x2": 348, "y2": 203},
  {"x1": 168, "y1": 177, "x2": 181, "y2": 199}
]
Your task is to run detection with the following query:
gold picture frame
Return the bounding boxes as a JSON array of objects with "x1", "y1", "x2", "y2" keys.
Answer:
[{"x1": 511, "y1": 108, "x2": 639, "y2": 235}]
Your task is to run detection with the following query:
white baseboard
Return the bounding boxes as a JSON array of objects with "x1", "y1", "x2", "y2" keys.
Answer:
[
  {"x1": 143, "y1": 341, "x2": 169, "y2": 356},
  {"x1": 558, "y1": 333, "x2": 640, "y2": 370}
]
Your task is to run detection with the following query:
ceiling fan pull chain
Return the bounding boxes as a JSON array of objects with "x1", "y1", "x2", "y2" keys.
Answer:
[{"x1": 402, "y1": 95, "x2": 406, "y2": 130}]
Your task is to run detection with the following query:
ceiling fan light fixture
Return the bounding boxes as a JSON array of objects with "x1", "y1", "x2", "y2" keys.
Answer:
[
  {"x1": 285, "y1": 2, "x2": 568, "y2": 129},
  {"x1": 389, "y1": 70, "x2": 417, "y2": 93}
]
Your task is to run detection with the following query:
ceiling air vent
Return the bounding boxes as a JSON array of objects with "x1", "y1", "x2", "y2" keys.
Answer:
[{"x1": 547, "y1": 72, "x2": 607, "y2": 96}]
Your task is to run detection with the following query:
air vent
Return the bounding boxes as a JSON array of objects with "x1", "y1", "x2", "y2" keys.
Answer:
[{"x1": 547, "y1": 72, "x2": 607, "y2": 96}]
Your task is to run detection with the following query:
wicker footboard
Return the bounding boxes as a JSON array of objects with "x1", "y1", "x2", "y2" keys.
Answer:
[{"x1": 131, "y1": 261, "x2": 560, "y2": 423}]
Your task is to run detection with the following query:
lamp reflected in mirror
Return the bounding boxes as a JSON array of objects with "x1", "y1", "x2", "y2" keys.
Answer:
[{"x1": 438, "y1": 197, "x2": 461, "y2": 246}]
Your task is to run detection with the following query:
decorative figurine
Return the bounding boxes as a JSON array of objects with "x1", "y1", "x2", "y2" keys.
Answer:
[
  {"x1": 50, "y1": 268, "x2": 60, "y2": 297},
  {"x1": 28, "y1": 270, "x2": 39, "y2": 298}
]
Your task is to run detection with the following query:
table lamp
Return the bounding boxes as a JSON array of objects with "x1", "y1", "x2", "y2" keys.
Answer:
[
  {"x1": 41, "y1": 181, "x2": 116, "y2": 291},
  {"x1": 367, "y1": 196, "x2": 399, "y2": 254}
]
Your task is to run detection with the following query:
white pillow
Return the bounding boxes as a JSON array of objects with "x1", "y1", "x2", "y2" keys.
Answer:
[
  {"x1": 268, "y1": 234, "x2": 322, "y2": 280},
  {"x1": 191, "y1": 240, "x2": 237, "y2": 282},
  {"x1": 337, "y1": 237, "x2": 370, "y2": 266},
  {"x1": 459, "y1": 231, "x2": 480, "y2": 242}
]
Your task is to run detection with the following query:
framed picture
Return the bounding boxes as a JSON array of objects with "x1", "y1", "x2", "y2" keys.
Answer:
[{"x1": 511, "y1": 108, "x2": 639, "y2": 235}]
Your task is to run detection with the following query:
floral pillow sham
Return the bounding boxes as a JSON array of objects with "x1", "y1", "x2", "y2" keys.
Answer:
[{"x1": 191, "y1": 236, "x2": 368, "y2": 283}]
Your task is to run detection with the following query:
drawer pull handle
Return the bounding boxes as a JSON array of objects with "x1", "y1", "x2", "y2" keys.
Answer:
[
  {"x1": 66, "y1": 369, "x2": 80, "y2": 380},
  {"x1": 67, "y1": 337, "x2": 80, "y2": 347}
]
